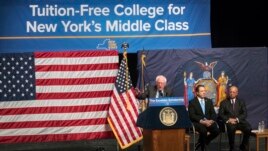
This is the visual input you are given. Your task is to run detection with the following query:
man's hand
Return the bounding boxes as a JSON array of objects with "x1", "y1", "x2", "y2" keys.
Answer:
[
  {"x1": 200, "y1": 119, "x2": 214, "y2": 127},
  {"x1": 135, "y1": 88, "x2": 141, "y2": 96},
  {"x1": 228, "y1": 118, "x2": 238, "y2": 125}
]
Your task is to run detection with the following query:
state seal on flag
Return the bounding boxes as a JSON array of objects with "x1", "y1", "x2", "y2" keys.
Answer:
[{"x1": 159, "y1": 107, "x2": 178, "y2": 126}]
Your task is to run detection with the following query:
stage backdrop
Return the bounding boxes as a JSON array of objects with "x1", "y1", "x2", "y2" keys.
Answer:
[
  {"x1": 137, "y1": 47, "x2": 268, "y2": 129},
  {"x1": 0, "y1": 0, "x2": 211, "y2": 53}
]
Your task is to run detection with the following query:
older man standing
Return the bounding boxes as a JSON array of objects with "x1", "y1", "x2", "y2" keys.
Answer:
[{"x1": 136, "y1": 75, "x2": 173, "y2": 99}]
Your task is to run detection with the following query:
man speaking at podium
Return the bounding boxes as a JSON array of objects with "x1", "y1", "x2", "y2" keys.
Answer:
[
  {"x1": 136, "y1": 75, "x2": 173, "y2": 100},
  {"x1": 188, "y1": 85, "x2": 220, "y2": 151}
]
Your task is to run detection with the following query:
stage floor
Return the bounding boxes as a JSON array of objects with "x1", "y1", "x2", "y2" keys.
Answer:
[{"x1": 0, "y1": 133, "x2": 266, "y2": 151}]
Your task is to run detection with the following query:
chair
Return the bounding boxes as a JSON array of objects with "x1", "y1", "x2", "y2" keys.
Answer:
[
  {"x1": 223, "y1": 123, "x2": 244, "y2": 148},
  {"x1": 190, "y1": 123, "x2": 222, "y2": 151}
]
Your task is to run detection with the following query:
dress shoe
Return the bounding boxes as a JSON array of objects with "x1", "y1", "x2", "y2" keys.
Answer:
[
  {"x1": 195, "y1": 142, "x2": 201, "y2": 151},
  {"x1": 239, "y1": 144, "x2": 249, "y2": 151}
]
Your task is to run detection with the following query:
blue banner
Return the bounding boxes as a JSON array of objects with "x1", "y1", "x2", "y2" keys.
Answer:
[
  {"x1": 0, "y1": 0, "x2": 211, "y2": 53},
  {"x1": 149, "y1": 97, "x2": 184, "y2": 107}
]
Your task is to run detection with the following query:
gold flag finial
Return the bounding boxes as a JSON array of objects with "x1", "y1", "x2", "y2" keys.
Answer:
[{"x1": 141, "y1": 54, "x2": 146, "y2": 67}]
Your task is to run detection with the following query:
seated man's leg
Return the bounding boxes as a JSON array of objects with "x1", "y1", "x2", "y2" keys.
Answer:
[
  {"x1": 226, "y1": 124, "x2": 236, "y2": 151},
  {"x1": 193, "y1": 123, "x2": 208, "y2": 151},
  {"x1": 237, "y1": 122, "x2": 252, "y2": 151},
  {"x1": 206, "y1": 122, "x2": 220, "y2": 145}
]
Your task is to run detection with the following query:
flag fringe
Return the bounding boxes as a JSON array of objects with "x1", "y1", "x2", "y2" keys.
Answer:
[{"x1": 107, "y1": 117, "x2": 143, "y2": 149}]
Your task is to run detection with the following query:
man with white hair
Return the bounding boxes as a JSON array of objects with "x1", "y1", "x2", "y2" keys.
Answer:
[{"x1": 136, "y1": 75, "x2": 173, "y2": 100}]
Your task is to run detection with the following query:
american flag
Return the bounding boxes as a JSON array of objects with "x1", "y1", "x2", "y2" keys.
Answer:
[
  {"x1": 0, "y1": 50, "x2": 118, "y2": 143},
  {"x1": 108, "y1": 52, "x2": 143, "y2": 149}
]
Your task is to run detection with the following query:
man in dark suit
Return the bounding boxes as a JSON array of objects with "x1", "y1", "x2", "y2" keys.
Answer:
[
  {"x1": 136, "y1": 75, "x2": 173, "y2": 100},
  {"x1": 188, "y1": 85, "x2": 220, "y2": 151},
  {"x1": 219, "y1": 86, "x2": 251, "y2": 151}
]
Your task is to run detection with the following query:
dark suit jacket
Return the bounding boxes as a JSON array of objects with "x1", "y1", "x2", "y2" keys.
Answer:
[
  {"x1": 137, "y1": 85, "x2": 173, "y2": 100},
  {"x1": 188, "y1": 97, "x2": 217, "y2": 123},
  {"x1": 219, "y1": 97, "x2": 248, "y2": 124}
]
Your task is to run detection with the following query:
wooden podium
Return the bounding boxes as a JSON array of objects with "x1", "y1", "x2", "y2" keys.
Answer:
[
  {"x1": 143, "y1": 129, "x2": 185, "y2": 151},
  {"x1": 137, "y1": 97, "x2": 191, "y2": 151}
]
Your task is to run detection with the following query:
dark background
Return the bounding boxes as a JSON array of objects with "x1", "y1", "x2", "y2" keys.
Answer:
[{"x1": 125, "y1": 0, "x2": 267, "y2": 87}]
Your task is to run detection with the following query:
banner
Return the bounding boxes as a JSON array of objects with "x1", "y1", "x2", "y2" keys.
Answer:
[
  {"x1": 137, "y1": 47, "x2": 268, "y2": 129},
  {"x1": 0, "y1": 0, "x2": 211, "y2": 53}
]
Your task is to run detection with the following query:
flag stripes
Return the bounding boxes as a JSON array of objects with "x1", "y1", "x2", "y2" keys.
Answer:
[
  {"x1": 0, "y1": 50, "x2": 118, "y2": 143},
  {"x1": 108, "y1": 53, "x2": 142, "y2": 149}
]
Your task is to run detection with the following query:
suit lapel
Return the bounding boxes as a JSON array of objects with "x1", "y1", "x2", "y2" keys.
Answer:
[
  {"x1": 204, "y1": 99, "x2": 208, "y2": 115},
  {"x1": 228, "y1": 99, "x2": 235, "y2": 114}
]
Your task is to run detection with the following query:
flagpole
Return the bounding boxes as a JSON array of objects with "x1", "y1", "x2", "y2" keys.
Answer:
[
  {"x1": 117, "y1": 42, "x2": 130, "y2": 151},
  {"x1": 122, "y1": 42, "x2": 129, "y2": 91},
  {"x1": 141, "y1": 53, "x2": 147, "y2": 111}
]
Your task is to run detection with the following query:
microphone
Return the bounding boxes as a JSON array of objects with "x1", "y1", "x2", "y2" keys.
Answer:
[{"x1": 159, "y1": 90, "x2": 164, "y2": 97}]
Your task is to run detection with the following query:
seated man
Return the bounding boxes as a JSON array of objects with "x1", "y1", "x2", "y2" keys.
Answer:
[
  {"x1": 219, "y1": 86, "x2": 251, "y2": 151},
  {"x1": 188, "y1": 85, "x2": 220, "y2": 151}
]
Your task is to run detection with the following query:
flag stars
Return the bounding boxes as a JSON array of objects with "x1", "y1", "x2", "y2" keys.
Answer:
[
  {"x1": 20, "y1": 57, "x2": 23, "y2": 61},
  {"x1": 2, "y1": 57, "x2": 6, "y2": 61}
]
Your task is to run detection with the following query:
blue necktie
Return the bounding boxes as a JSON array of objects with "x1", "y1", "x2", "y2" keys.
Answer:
[{"x1": 201, "y1": 99, "x2": 205, "y2": 114}]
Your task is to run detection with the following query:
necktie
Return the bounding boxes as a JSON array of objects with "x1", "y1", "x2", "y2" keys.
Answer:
[
  {"x1": 232, "y1": 99, "x2": 235, "y2": 111},
  {"x1": 159, "y1": 90, "x2": 163, "y2": 97},
  {"x1": 201, "y1": 99, "x2": 205, "y2": 114}
]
